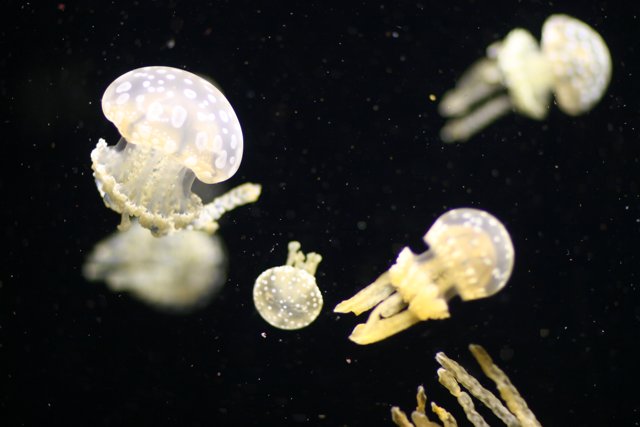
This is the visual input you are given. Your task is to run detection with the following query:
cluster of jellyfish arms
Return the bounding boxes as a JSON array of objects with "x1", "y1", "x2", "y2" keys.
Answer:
[{"x1": 83, "y1": 13, "x2": 610, "y2": 424}]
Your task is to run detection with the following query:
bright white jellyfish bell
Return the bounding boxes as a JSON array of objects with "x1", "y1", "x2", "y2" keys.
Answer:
[
  {"x1": 334, "y1": 208, "x2": 514, "y2": 345},
  {"x1": 439, "y1": 14, "x2": 611, "y2": 142},
  {"x1": 253, "y1": 242, "x2": 324, "y2": 330},
  {"x1": 92, "y1": 66, "x2": 244, "y2": 236}
]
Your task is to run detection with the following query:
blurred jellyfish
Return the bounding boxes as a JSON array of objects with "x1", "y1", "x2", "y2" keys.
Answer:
[
  {"x1": 84, "y1": 221, "x2": 226, "y2": 311},
  {"x1": 253, "y1": 241, "x2": 323, "y2": 330},
  {"x1": 335, "y1": 208, "x2": 514, "y2": 344},
  {"x1": 92, "y1": 65, "x2": 248, "y2": 236},
  {"x1": 439, "y1": 14, "x2": 611, "y2": 142}
]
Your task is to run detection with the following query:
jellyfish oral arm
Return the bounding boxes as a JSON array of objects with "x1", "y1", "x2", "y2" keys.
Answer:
[
  {"x1": 334, "y1": 249, "x2": 451, "y2": 345},
  {"x1": 440, "y1": 95, "x2": 512, "y2": 143},
  {"x1": 438, "y1": 58, "x2": 503, "y2": 118},
  {"x1": 334, "y1": 271, "x2": 395, "y2": 316},
  {"x1": 349, "y1": 297, "x2": 421, "y2": 345},
  {"x1": 191, "y1": 182, "x2": 262, "y2": 234},
  {"x1": 91, "y1": 138, "x2": 202, "y2": 235}
]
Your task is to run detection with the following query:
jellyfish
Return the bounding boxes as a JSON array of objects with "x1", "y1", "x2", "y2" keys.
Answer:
[
  {"x1": 439, "y1": 14, "x2": 611, "y2": 142},
  {"x1": 83, "y1": 221, "x2": 226, "y2": 311},
  {"x1": 92, "y1": 65, "x2": 245, "y2": 236},
  {"x1": 391, "y1": 344, "x2": 541, "y2": 427},
  {"x1": 334, "y1": 208, "x2": 514, "y2": 345},
  {"x1": 253, "y1": 241, "x2": 324, "y2": 330}
]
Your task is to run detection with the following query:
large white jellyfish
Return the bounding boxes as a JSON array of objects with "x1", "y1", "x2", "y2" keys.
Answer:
[
  {"x1": 335, "y1": 209, "x2": 514, "y2": 345},
  {"x1": 439, "y1": 14, "x2": 611, "y2": 142},
  {"x1": 83, "y1": 222, "x2": 226, "y2": 311},
  {"x1": 92, "y1": 65, "x2": 249, "y2": 236}
]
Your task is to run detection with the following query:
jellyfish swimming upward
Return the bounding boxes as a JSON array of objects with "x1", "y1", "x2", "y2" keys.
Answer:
[
  {"x1": 92, "y1": 66, "x2": 245, "y2": 236},
  {"x1": 439, "y1": 14, "x2": 611, "y2": 142},
  {"x1": 334, "y1": 208, "x2": 514, "y2": 345}
]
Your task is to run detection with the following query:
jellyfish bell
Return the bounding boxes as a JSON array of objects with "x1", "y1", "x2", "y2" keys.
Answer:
[
  {"x1": 253, "y1": 241, "x2": 324, "y2": 330},
  {"x1": 422, "y1": 209, "x2": 514, "y2": 301},
  {"x1": 439, "y1": 14, "x2": 611, "y2": 142},
  {"x1": 541, "y1": 14, "x2": 612, "y2": 116},
  {"x1": 334, "y1": 208, "x2": 514, "y2": 345},
  {"x1": 92, "y1": 65, "x2": 244, "y2": 236}
]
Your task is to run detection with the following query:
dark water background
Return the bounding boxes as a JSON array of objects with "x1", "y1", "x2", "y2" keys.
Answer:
[{"x1": 3, "y1": 1, "x2": 640, "y2": 425}]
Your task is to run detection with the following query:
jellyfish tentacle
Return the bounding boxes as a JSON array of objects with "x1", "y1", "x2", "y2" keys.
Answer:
[{"x1": 192, "y1": 182, "x2": 262, "y2": 234}]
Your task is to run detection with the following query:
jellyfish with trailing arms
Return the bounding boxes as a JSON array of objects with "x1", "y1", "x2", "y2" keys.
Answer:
[
  {"x1": 334, "y1": 208, "x2": 514, "y2": 345},
  {"x1": 92, "y1": 65, "x2": 247, "y2": 236},
  {"x1": 253, "y1": 241, "x2": 324, "y2": 330},
  {"x1": 439, "y1": 14, "x2": 611, "y2": 142}
]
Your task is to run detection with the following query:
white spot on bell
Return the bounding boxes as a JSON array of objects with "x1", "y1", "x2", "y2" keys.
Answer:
[
  {"x1": 195, "y1": 132, "x2": 208, "y2": 150},
  {"x1": 116, "y1": 81, "x2": 132, "y2": 93},
  {"x1": 184, "y1": 89, "x2": 197, "y2": 99},
  {"x1": 171, "y1": 106, "x2": 187, "y2": 128},
  {"x1": 215, "y1": 150, "x2": 228, "y2": 169},
  {"x1": 116, "y1": 93, "x2": 130, "y2": 105}
]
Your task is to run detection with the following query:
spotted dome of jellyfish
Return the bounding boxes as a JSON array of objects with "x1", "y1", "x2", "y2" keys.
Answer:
[
  {"x1": 92, "y1": 66, "x2": 246, "y2": 236},
  {"x1": 253, "y1": 241, "x2": 324, "y2": 330}
]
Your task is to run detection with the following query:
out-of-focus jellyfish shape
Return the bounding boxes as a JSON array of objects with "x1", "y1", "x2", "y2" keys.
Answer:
[
  {"x1": 253, "y1": 241, "x2": 324, "y2": 330},
  {"x1": 334, "y1": 208, "x2": 514, "y2": 345},
  {"x1": 439, "y1": 14, "x2": 611, "y2": 142},
  {"x1": 391, "y1": 344, "x2": 541, "y2": 427},
  {"x1": 92, "y1": 65, "x2": 245, "y2": 236},
  {"x1": 83, "y1": 221, "x2": 226, "y2": 311}
]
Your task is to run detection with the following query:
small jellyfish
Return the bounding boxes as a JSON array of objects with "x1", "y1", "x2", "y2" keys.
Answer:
[
  {"x1": 334, "y1": 208, "x2": 514, "y2": 345},
  {"x1": 253, "y1": 241, "x2": 323, "y2": 330},
  {"x1": 92, "y1": 65, "x2": 245, "y2": 236},
  {"x1": 83, "y1": 221, "x2": 226, "y2": 311},
  {"x1": 439, "y1": 14, "x2": 611, "y2": 142}
]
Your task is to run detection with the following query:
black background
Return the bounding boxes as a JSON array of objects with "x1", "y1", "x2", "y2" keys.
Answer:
[{"x1": 3, "y1": 1, "x2": 640, "y2": 426}]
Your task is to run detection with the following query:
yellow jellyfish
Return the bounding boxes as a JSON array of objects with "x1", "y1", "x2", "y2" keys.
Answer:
[
  {"x1": 439, "y1": 14, "x2": 611, "y2": 142},
  {"x1": 334, "y1": 208, "x2": 514, "y2": 345},
  {"x1": 391, "y1": 344, "x2": 541, "y2": 427},
  {"x1": 92, "y1": 65, "x2": 246, "y2": 236},
  {"x1": 253, "y1": 241, "x2": 323, "y2": 330},
  {"x1": 83, "y1": 221, "x2": 226, "y2": 311}
]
